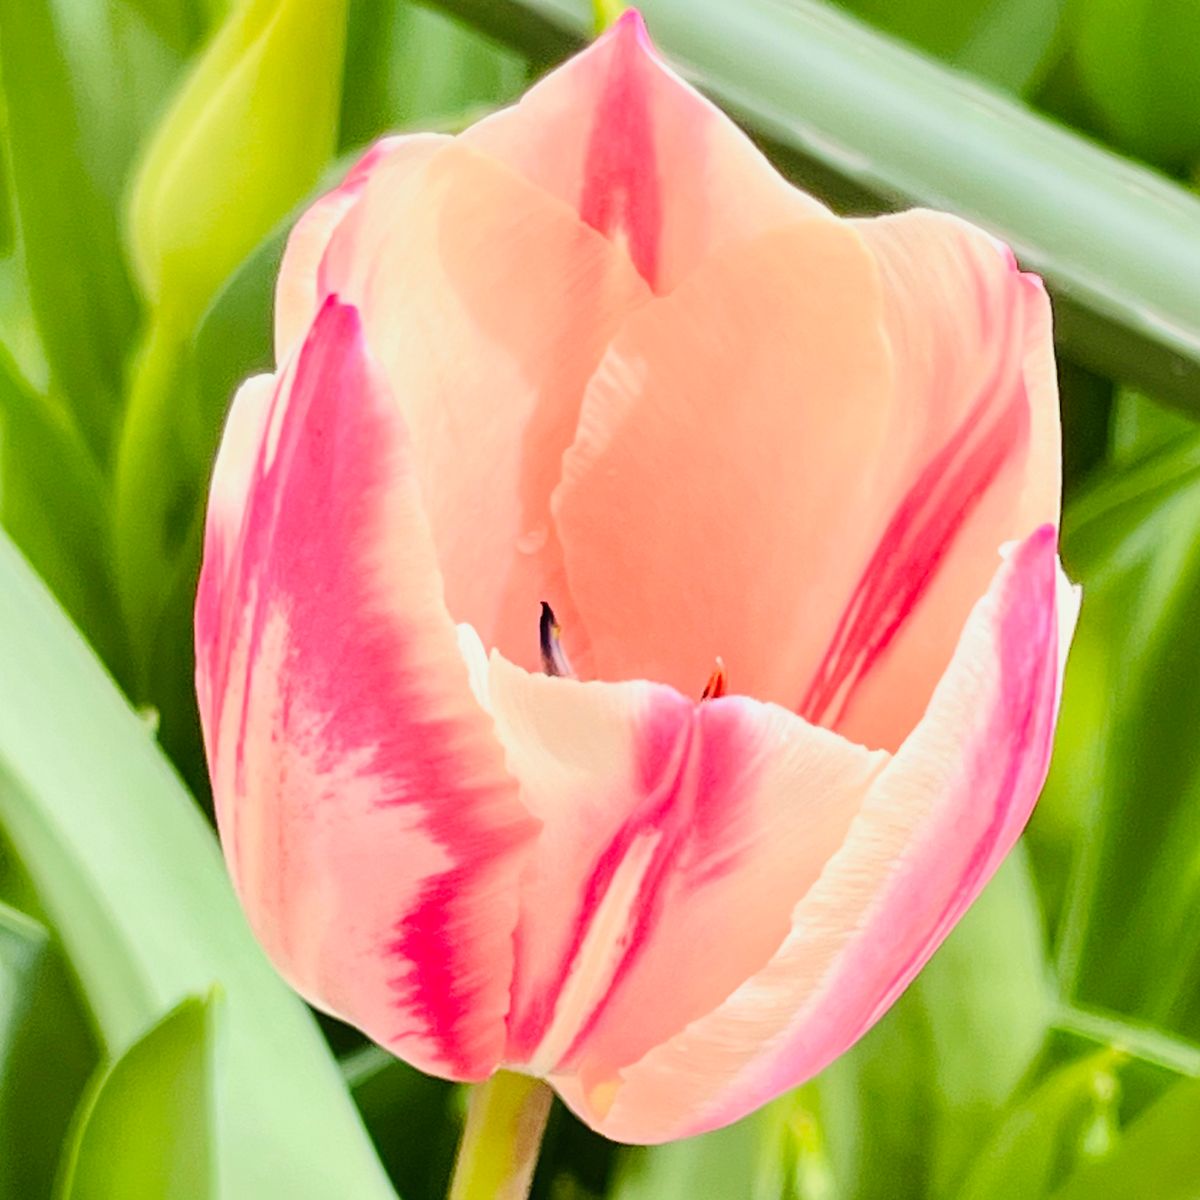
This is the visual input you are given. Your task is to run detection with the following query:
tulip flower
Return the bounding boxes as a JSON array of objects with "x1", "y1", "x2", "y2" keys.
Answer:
[{"x1": 195, "y1": 7, "x2": 1076, "y2": 1182}]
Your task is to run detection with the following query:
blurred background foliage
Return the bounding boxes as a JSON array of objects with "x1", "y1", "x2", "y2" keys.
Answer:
[{"x1": 2, "y1": 0, "x2": 1200, "y2": 1196}]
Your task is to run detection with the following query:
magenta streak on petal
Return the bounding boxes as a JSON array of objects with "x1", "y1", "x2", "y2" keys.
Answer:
[
  {"x1": 799, "y1": 298, "x2": 1028, "y2": 730},
  {"x1": 215, "y1": 299, "x2": 529, "y2": 1076},
  {"x1": 579, "y1": 10, "x2": 663, "y2": 288},
  {"x1": 824, "y1": 523, "x2": 1058, "y2": 1048},
  {"x1": 875, "y1": 539, "x2": 1055, "y2": 1011},
  {"x1": 507, "y1": 696, "x2": 764, "y2": 1074},
  {"x1": 682, "y1": 527, "x2": 1061, "y2": 1140}
]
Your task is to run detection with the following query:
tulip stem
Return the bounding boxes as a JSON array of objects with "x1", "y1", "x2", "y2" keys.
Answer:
[{"x1": 448, "y1": 1071, "x2": 554, "y2": 1200}]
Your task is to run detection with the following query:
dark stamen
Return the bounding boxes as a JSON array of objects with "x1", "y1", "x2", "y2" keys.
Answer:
[{"x1": 539, "y1": 602, "x2": 575, "y2": 678}]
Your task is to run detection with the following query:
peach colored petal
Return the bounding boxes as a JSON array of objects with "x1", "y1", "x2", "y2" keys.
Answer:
[
  {"x1": 481, "y1": 656, "x2": 884, "y2": 1097},
  {"x1": 555, "y1": 525, "x2": 1076, "y2": 1143},
  {"x1": 552, "y1": 219, "x2": 893, "y2": 704},
  {"x1": 317, "y1": 138, "x2": 652, "y2": 671},
  {"x1": 195, "y1": 298, "x2": 537, "y2": 1081},
  {"x1": 802, "y1": 213, "x2": 1061, "y2": 751},
  {"x1": 462, "y1": 11, "x2": 824, "y2": 292},
  {"x1": 273, "y1": 134, "x2": 449, "y2": 360}
]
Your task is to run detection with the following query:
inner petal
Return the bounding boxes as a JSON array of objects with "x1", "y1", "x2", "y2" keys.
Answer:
[
  {"x1": 317, "y1": 139, "x2": 652, "y2": 670},
  {"x1": 552, "y1": 219, "x2": 893, "y2": 705}
]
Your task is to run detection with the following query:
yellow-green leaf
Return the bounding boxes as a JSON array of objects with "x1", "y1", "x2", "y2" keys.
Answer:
[{"x1": 127, "y1": 0, "x2": 348, "y2": 324}]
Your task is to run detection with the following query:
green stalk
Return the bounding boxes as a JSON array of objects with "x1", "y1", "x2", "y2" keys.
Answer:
[{"x1": 449, "y1": 1072, "x2": 554, "y2": 1200}]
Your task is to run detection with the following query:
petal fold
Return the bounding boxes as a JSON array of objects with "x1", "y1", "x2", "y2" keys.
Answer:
[
  {"x1": 563, "y1": 525, "x2": 1075, "y2": 1142},
  {"x1": 318, "y1": 139, "x2": 652, "y2": 670},
  {"x1": 483, "y1": 657, "x2": 884, "y2": 1112},
  {"x1": 196, "y1": 298, "x2": 536, "y2": 1081}
]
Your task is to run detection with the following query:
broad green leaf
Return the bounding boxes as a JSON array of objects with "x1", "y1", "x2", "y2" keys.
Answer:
[
  {"x1": 1110, "y1": 390, "x2": 1195, "y2": 465},
  {"x1": 0, "y1": 901, "x2": 97, "y2": 1200},
  {"x1": 0, "y1": 530, "x2": 394, "y2": 1198},
  {"x1": 1050, "y1": 435, "x2": 1200, "y2": 1036},
  {"x1": 956, "y1": 1051, "x2": 1121, "y2": 1200},
  {"x1": 56, "y1": 996, "x2": 216, "y2": 1200},
  {"x1": 126, "y1": 0, "x2": 347, "y2": 322},
  {"x1": 1050, "y1": 1077, "x2": 1200, "y2": 1200},
  {"x1": 1072, "y1": 0, "x2": 1200, "y2": 170},
  {"x1": 837, "y1": 0, "x2": 1065, "y2": 93},
  {"x1": 0, "y1": 348, "x2": 128, "y2": 681},
  {"x1": 425, "y1": 0, "x2": 1200, "y2": 414},
  {"x1": 340, "y1": 0, "x2": 525, "y2": 151},
  {"x1": 814, "y1": 851, "x2": 1050, "y2": 1200},
  {"x1": 0, "y1": 0, "x2": 140, "y2": 455}
]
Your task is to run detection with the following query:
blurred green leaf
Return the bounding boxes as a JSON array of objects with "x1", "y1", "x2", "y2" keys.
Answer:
[
  {"x1": 0, "y1": 348, "x2": 127, "y2": 680},
  {"x1": 1110, "y1": 389, "x2": 1195, "y2": 465},
  {"x1": 0, "y1": 529, "x2": 394, "y2": 1198},
  {"x1": 1050, "y1": 1076, "x2": 1200, "y2": 1200},
  {"x1": 612, "y1": 1108, "x2": 775, "y2": 1200},
  {"x1": 955, "y1": 1051, "x2": 1121, "y2": 1200},
  {"x1": 116, "y1": 0, "x2": 349, "y2": 666},
  {"x1": 1072, "y1": 0, "x2": 1200, "y2": 170},
  {"x1": 0, "y1": 0, "x2": 141, "y2": 456},
  {"x1": 814, "y1": 851, "x2": 1050, "y2": 1200},
  {"x1": 838, "y1": 0, "x2": 1066, "y2": 93},
  {"x1": 56, "y1": 996, "x2": 216, "y2": 1200},
  {"x1": 1051, "y1": 434, "x2": 1200, "y2": 1037},
  {"x1": 126, "y1": 0, "x2": 347, "y2": 321},
  {"x1": 341, "y1": 0, "x2": 525, "y2": 150},
  {"x1": 0, "y1": 901, "x2": 97, "y2": 1200},
  {"x1": 427, "y1": 0, "x2": 1200, "y2": 413}
]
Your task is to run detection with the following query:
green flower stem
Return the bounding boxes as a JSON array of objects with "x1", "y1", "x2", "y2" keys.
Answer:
[{"x1": 448, "y1": 1071, "x2": 554, "y2": 1200}]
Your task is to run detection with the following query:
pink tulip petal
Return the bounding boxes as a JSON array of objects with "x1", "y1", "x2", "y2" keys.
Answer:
[
  {"x1": 462, "y1": 10, "x2": 824, "y2": 291},
  {"x1": 317, "y1": 138, "x2": 652, "y2": 672},
  {"x1": 195, "y1": 298, "x2": 537, "y2": 1080},
  {"x1": 273, "y1": 135, "x2": 449, "y2": 360},
  {"x1": 801, "y1": 212, "x2": 1061, "y2": 750},
  {"x1": 553, "y1": 219, "x2": 893, "y2": 704},
  {"x1": 482, "y1": 657, "x2": 884, "y2": 1097},
  {"x1": 555, "y1": 525, "x2": 1075, "y2": 1143}
]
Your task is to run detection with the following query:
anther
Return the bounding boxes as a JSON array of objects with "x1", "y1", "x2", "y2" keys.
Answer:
[
  {"x1": 701, "y1": 658, "x2": 728, "y2": 700},
  {"x1": 539, "y1": 602, "x2": 576, "y2": 678}
]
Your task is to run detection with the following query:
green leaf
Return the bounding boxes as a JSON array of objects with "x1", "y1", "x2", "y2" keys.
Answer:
[
  {"x1": 956, "y1": 1051, "x2": 1121, "y2": 1200},
  {"x1": 1072, "y1": 0, "x2": 1200, "y2": 170},
  {"x1": 126, "y1": 0, "x2": 348, "y2": 323},
  {"x1": 0, "y1": 529, "x2": 395, "y2": 1198},
  {"x1": 423, "y1": 0, "x2": 1200, "y2": 415},
  {"x1": 56, "y1": 996, "x2": 216, "y2": 1200},
  {"x1": 837, "y1": 0, "x2": 1066, "y2": 94},
  {"x1": 613, "y1": 1108, "x2": 776, "y2": 1200},
  {"x1": 0, "y1": 901, "x2": 98, "y2": 1200},
  {"x1": 0, "y1": 348, "x2": 128, "y2": 681},
  {"x1": 340, "y1": 0, "x2": 526, "y2": 150},
  {"x1": 814, "y1": 851, "x2": 1050, "y2": 1200},
  {"x1": 1050, "y1": 1077, "x2": 1200, "y2": 1200},
  {"x1": 0, "y1": 0, "x2": 141, "y2": 456},
  {"x1": 1050, "y1": 435, "x2": 1200, "y2": 1036}
]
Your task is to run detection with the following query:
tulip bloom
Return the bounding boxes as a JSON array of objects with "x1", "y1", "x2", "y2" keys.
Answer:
[{"x1": 196, "y1": 11, "x2": 1076, "y2": 1145}]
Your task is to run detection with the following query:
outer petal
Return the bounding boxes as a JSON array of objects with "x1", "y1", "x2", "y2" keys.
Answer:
[
  {"x1": 557, "y1": 525, "x2": 1076, "y2": 1143},
  {"x1": 462, "y1": 10, "x2": 824, "y2": 291},
  {"x1": 800, "y1": 212, "x2": 1061, "y2": 750},
  {"x1": 318, "y1": 138, "x2": 652, "y2": 670},
  {"x1": 273, "y1": 134, "x2": 449, "y2": 360},
  {"x1": 552, "y1": 219, "x2": 893, "y2": 704},
  {"x1": 482, "y1": 657, "x2": 885, "y2": 1108},
  {"x1": 195, "y1": 299, "x2": 537, "y2": 1081}
]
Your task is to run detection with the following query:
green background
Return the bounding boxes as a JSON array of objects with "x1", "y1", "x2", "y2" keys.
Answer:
[{"x1": 3, "y1": 0, "x2": 1200, "y2": 1195}]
